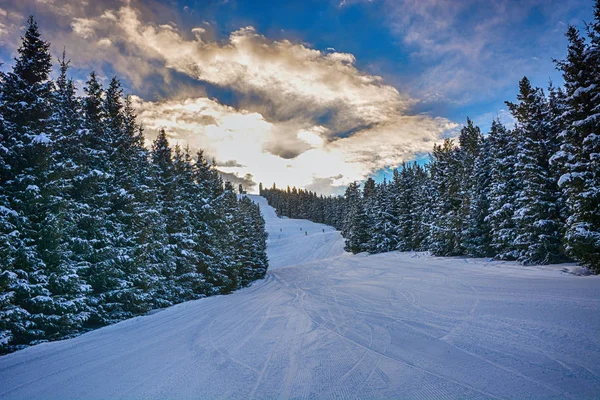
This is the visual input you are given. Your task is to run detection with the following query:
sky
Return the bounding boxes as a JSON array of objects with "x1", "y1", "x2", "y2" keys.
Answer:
[{"x1": 0, "y1": 0, "x2": 594, "y2": 194}]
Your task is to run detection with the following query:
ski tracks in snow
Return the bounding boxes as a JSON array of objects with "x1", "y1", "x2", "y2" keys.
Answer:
[{"x1": 0, "y1": 195, "x2": 599, "y2": 399}]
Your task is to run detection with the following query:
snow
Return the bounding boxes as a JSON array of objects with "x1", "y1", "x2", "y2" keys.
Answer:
[
  {"x1": 31, "y1": 133, "x2": 51, "y2": 145},
  {"x1": 249, "y1": 195, "x2": 346, "y2": 269},
  {"x1": 0, "y1": 206, "x2": 17, "y2": 217},
  {"x1": 0, "y1": 195, "x2": 599, "y2": 399},
  {"x1": 573, "y1": 113, "x2": 600, "y2": 127},
  {"x1": 0, "y1": 332, "x2": 12, "y2": 346},
  {"x1": 558, "y1": 172, "x2": 585, "y2": 187},
  {"x1": 572, "y1": 83, "x2": 597, "y2": 97}
]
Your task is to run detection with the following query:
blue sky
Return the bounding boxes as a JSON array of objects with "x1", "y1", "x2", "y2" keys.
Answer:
[{"x1": 0, "y1": 0, "x2": 594, "y2": 194}]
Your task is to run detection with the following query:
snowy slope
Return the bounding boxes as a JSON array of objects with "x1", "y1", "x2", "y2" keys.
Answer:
[
  {"x1": 248, "y1": 195, "x2": 346, "y2": 269},
  {"x1": 1, "y1": 196, "x2": 599, "y2": 399}
]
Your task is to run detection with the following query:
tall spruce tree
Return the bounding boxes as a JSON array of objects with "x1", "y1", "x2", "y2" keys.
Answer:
[
  {"x1": 394, "y1": 164, "x2": 417, "y2": 251},
  {"x1": 486, "y1": 120, "x2": 520, "y2": 260},
  {"x1": 457, "y1": 118, "x2": 483, "y2": 251},
  {"x1": 0, "y1": 16, "x2": 56, "y2": 348},
  {"x1": 463, "y1": 136, "x2": 493, "y2": 257},
  {"x1": 429, "y1": 139, "x2": 463, "y2": 256},
  {"x1": 506, "y1": 77, "x2": 564, "y2": 265},
  {"x1": 553, "y1": 18, "x2": 600, "y2": 272},
  {"x1": 365, "y1": 180, "x2": 398, "y2": 253}
]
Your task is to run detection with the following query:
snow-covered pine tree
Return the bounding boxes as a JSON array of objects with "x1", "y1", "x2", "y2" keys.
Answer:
[
  {"x1": 0, "y1": 16, "x2": 56, "y2": 349},
  {"x1": 40, "y1": 50, "x2": 91, "y2": 339},
  {"x1": 506, "y1": 77, "x2": 564, "y2": 265},
  {"x1": 218, "y1": 181, "x2": 243, "y2": 292},
  {"x1": 237, "y1": 196, "x2": 268, "y2": 285},
  {"x1": 546, "y1": 82, "x2": 569, "y2": 230},
  {"x1": 342, "y1": 182, "x2": 369, "y2": 254},
  {"x1": 361, "y1": 178, "x2": 377, "y2": 252},
  {"x1": 412, "y1": 164, "x2": 434, "y2": 251},
  {"x1": 486, "y1": 120, "x2": 520, "y2": 260},
  {"x1": 428, "y1": 139, "x2": 463, "y2": 256},
  {"x1": 394, "y1": 164, "x2": 415, "y2": 251},
  {"x1": 84, "y1": 77, "x2": 150, "y2": 324},
  {"x1": 365, "y1": 180, "x2": 398, "y2": 253},
  {"x1": 344, "y1": 200, "x2": 370, "y2": 254},
  {"x1": 120, "y1": 98, "x2": 169, "y2": 309},
  {"x1": 341, "y1": 181, "x2": 360, "y2": 239},
  {"x1": 456, "y1": 118, "x2": 483, "y2": 251},
  {"x1": 185, "y1": 150, "x2": 224, "y2": 297},
  {"x1": 149, "y1": 129, "x2": 181, "y2": 304},
  {"x1": 553, "y1": 18, "x2": 600, "y2": 272},
  {"x1": 462, "y1": 135, "x2": 493, "y2": 257},
  {"x1": 73, "y1": 71, "x2": 112, "y2": 327},
  {"x1": 169, "y1": 146, "x2": 205, "y2": 300}
]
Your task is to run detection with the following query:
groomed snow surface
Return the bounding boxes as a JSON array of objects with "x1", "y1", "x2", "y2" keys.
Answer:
[{"x1": 1, "y1": 195, "x2": 599, "y2": 399}]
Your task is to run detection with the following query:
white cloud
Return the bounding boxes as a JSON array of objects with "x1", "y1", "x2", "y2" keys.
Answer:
[
  {"x1": 133, "y1": 94, "x2": 455, "y2": 192},
  {"x1": 101, "y1": 8, "x2": 414, "y2": 134},
  {"x1": 1, "y1": 1, "x2": 458, "y2": 193},
  {"x1": 80, "y1": 4, "x2": 457, "y2": 191},
  {"x1": 0, "y1": 8, "x2": 21, "y2": 45},
  {"x1": 71, "y1": 18, "x2": 99, "y2": 39},
  {"x1": 347, "y1": 0, "x2": 585, "y2": 105}
]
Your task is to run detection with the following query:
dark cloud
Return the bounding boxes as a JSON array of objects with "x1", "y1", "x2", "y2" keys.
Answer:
[
  {"x1": 263, "y1": 139, "x2": 311, "y2": 159},
  {"x1": 215, "y1": 159, "x2": 246, "y2": 167},
  {"x1": 218, "y1": 171, "x2": 257, "y2": 191}
]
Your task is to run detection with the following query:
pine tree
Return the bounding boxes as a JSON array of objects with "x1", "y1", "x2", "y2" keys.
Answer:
[
  {"x1": 429, "y1": 139, "x2": 463, "y2": 256},
  {"x1": 149, "y1": 129, "x2": 180, "y2": 305},
  {"x1": 394, "y1": 164, "x2": 416, "y2": 251},
  {"x1": 553, "y1": 18, "x2": 600, "y2": 272},
  {"x1": 456, "y1": 118, "x2": 483, "y2": 251},
  {"x1": 237, "y1": 196, "x2": 268, "y2": 285},
  {"x1": 507, "y1": 77, "x2": 563, "y2": 264},
  {"x1": 486, "y1": 120, "x2": 520, "y2": 260},
  {"x1": 365, "y1": 180, "x2": 397, "y2": 253},
  {"x1": 344, "y1": 199, "x2": 370, "y2": 254},
  {"x1": 412, "y1": 164, "x2": 434, "y2": 251},
  {"x1": 0, "y1": 16, "x2": 56, "y2": 349},
  {"x1": 218, "y1": 181, "x2": 243, "y2": 292},
  {"x1": 39, "y1": 50, "x2": 91, "y2": 339},
  {"x1": 463, "y1": 136, "x2": 493, "y2": 257}
]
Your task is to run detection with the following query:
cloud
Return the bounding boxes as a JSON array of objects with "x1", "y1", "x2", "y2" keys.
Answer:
[
  {"x1": 216, "y1": 160, "x2": 246, "y2": 168},
  {"x1": 71, "y1": 17, "x2": 98, "y2": 39},
  {"x1": 133, "y1": 95, "x2": 454, "y2": 193},
  {"x1": 0, "y1": 8, "x2": 22, "y2": 45},
  {"x1": 73, "y1": 5, "x2": 454, "y2": 158},
  {"x1": 219, "y1": 172, "x2": 257, "y2": 191},
  {"x1": 1, "y1": 1, "x2": 457, "y2": 193},
  {"x1": 58, "y1": 5, "x2": 417, "y2": 131},
  {"x1": 348, "y1": 0, "x2": 590, "y2": 105},
  {"x1": 305, "y1": 175, "x2": 346, "y2": 196}
]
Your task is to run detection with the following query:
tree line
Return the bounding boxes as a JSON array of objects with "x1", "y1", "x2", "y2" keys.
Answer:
[
  {"x1": 262, "y1": 1, "x2": 600, "y2": 274},
  {"x1": 0, "y1": 17, "x2": 268, "y2": 354}
]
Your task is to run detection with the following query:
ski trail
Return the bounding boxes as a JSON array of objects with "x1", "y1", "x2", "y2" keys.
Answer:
[{"x1": 0, "y1": 195, "x2": 598, "y2": 399}]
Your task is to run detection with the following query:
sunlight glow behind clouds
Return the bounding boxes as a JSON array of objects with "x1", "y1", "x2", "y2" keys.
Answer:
[
  {"x1": 133, "y1": 95, "x2": 454, "y2": 193},
  {"x1": 1, "y1": 0, "x2": 458, "y2": 193},
  {"x1": 65, "y1": 4, "x2": 456, "y2": 192}
]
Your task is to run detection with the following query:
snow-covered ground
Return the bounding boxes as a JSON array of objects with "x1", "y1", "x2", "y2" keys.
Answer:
[{"x1": 1, "y1": 195, "x2": 599, "y2": 399}]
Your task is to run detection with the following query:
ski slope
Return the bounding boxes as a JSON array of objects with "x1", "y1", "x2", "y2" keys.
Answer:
[{"x1": 1, "y1": 195, "x2": 599, "y2": 399}]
